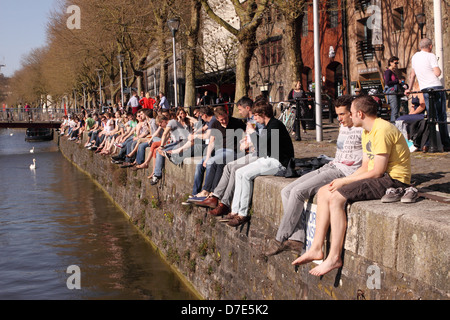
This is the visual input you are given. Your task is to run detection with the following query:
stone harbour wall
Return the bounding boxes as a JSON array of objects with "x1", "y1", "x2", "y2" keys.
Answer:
[{"x1": 58, "y1": 135, "x2": 449, "y2": 300}]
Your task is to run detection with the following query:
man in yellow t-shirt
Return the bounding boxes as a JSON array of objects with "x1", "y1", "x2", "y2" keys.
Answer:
[
  {"x1": 362, "y1": 117, "x2": 411, "y2": 185},
  {"x1": 292, "y1": 95, "x2": 411, "y2": 276}
]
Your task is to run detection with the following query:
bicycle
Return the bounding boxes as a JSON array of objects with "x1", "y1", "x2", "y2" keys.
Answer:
[{"x1": 276, "y1": 102, "x2": 296, "y2": 134}]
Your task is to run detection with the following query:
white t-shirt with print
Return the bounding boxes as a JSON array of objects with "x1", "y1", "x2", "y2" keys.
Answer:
[{"x1": 332, "y1": 125, "x2": 363, "y2": 177}]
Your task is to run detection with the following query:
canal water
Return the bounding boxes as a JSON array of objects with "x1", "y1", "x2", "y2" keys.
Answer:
[{"x1": 0, "y1": 128, "x2": 197, "y2": 300}]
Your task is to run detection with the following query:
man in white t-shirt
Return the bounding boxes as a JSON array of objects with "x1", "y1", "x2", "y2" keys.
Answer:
[
  {"x1": 127, "y1": 91, "x2": 140, "y2": 115},
  {"x1": 406, "y1": 38, "x2": 450, "y2": 150},
  {"x1": 264, "y1": 95, "x2": 363, "y2": 257}
]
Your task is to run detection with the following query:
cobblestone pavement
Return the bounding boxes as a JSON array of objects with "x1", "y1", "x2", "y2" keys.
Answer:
[{"x1": 291, "y1": 122, "x2": 450, "y2": 195}]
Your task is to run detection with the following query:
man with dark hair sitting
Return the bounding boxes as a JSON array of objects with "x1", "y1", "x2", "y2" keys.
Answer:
[
  {"x1": 222, "y1": 99, "x2": 294, "y2": 227},
  {"x1": 189, "y1": 106, "x2": 246, "y2": 198}
]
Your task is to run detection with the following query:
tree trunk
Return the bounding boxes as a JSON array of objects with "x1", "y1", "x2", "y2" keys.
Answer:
[
  {"x1": 156, "y1": 22, "x2": 167, "y2": 96},
  {"x1": 136, "y1": 75, "x2": 142, "y2": 96},
  {"x1": 233, "y1": 33, "x2": 256, "y2": 118},
  {"x1": 184, "y1": 0, "x2": 201, "y2": 109},
  {"x1": 284, "y1": 14, "x2": 304, "y2": 86}
]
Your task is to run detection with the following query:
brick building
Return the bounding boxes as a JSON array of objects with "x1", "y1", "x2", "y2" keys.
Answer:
[{"x1": 248, "y1": 0, "x2": 449, "y2": 103}]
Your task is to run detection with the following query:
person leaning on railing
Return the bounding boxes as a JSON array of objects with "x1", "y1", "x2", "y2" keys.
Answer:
[{"x1": 405, "y1": 38, "x2": 450, "y2": 151}]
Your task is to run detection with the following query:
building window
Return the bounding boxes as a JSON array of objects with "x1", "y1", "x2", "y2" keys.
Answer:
[
  {"x1": 393, "y1": 7, "x2": 404, "y2": 32},
  {"x1": 327, "y1": 0, "x2": 339, "y2": 28},
  {"x1": 302, "y1": 10, "x2": 308, "y2": 37},
  {"x1": 260, "y1": 39, "x2": 283, "y2": 67},
  {"x1": 356, "y1": 18, "x2": 374, "y2": 62}
]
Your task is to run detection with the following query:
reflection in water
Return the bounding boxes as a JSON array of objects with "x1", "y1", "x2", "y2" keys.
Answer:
[{"x1": 0, "y1": 129, "x2": 197, "y2": 300}]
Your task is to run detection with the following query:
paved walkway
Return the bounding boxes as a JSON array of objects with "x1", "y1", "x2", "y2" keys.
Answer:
[{"x1": 291, "y1": 122, "x2": 450, "y2": 201}]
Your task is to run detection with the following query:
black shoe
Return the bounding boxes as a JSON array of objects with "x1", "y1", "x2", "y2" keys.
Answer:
[
  {"x1": 150, "y1": 176, "x2": 161, "y2": 185},
  {"x1": 111, "y1": 155, "x2": 123, "y2": 161},
  {"x1": 111, "y1": 159, "x2": 124, "y2": 165}
]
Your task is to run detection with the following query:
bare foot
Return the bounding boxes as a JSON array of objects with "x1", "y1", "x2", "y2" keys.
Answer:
[
  {"x1": 136, "y1": 164, "x2": 148, "y2": 169},
  {"x1": 291, "y1": 248, "x2": 324, "y2": 266},
  {"x1": 309, "y1": 256, "x2": 342, "y2": 276}
]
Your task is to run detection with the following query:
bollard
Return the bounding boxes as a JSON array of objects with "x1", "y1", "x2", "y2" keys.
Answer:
[{"x1": 426, "y1": 89, "x2": 442, "y2": 153}]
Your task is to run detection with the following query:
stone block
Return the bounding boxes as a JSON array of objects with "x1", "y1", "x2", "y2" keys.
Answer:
[
  {"x1": 396, "y1": 202, "x2": 450, "y2": 293},
  {"x1": 349, "y1": 200, "x2": 404, "y2": 269}
]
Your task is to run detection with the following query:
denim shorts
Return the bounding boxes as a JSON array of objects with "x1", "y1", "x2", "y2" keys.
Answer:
[{"x1": 337, "y1": 173, "x2": 408, "y2": 203}]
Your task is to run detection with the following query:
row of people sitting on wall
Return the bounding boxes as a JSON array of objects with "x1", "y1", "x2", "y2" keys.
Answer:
[{"x1": 60, "y1": 94, "x2": 416, "y2": 277}]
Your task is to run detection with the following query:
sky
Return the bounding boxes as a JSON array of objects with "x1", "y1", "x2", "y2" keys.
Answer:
[{"x1": 0, "y1": 0, "x2": 58, "y2": 77}]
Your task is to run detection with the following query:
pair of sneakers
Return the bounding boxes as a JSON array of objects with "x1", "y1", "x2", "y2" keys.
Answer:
[{"x1": 381, "y1": 186, "x2": 418, "y2": 203}]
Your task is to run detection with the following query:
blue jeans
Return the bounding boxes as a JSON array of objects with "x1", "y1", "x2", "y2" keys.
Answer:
[
  {"x1": 202, "y1": 149, "x2": 236, "y2": 192},
  {"x1": 231, "y1": 157, "x2": 283, "y2": 217},
  {"x1": 117, "y1": 136, "x2": 134, "y2": 158},
  {"x1": 192, "y1": 148, "x2": 235, "y2": 195},
  {"x1": 387, "y1": 93, "x2": 400, "y2": 122},
  {"x1": 135, "y1": 137, "x2": 160, "y2": 165},
  {"x1": 153, "y1": 140, "x2": 186, "y2": 177}
]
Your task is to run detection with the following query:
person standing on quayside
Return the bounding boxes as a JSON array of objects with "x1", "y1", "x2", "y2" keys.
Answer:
[
  {"x1": 384, "y1": 56, "x2": 401, "y2": 122},
  {"x1": 288, "y1": 80, "x2": 309, "y2": 136},
  {"x1": 159, "y1": 92, "x2": 170, "y2": 110},
  {"x1": 127, "y1": 90, "x2": 140, "y2": 115},
  {"x1": 405, "y1": 37, "x2": 450, "y2": 151},
  {"x1": 200, "y1": 91, "x2": 211, "y2": 106}
]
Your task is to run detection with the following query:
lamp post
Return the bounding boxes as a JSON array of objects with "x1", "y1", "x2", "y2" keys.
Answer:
[
  {"x1": 416, "y1": 13, "x2": 426, "y2": 39},
  {"x1": 313, "y1": 0, "x2": 322, "y2": 142},
  {"x1": 117, "y1": 54, "x2": 125, "y2": 109},
  {"x1": 168, "y1": 17, "x2": 180, "y2": 108},
  {"x1": 95, "y1": 69, "x2": 103, "y2": 112}
]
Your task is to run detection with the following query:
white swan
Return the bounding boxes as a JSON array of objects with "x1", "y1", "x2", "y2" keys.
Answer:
[
  {"x1": 30, "y1": 147, "x2": 35, "y2": 153},
  {"x1": 29, "y1": 159, "x2": 36, "y2": 170}
]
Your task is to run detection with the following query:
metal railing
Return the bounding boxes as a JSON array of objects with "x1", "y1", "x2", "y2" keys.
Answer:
[
  {"x1": 0, "y1": 107, "x2": 68, "y2": 123},
  {"x1": 184, "y1": 93, "x2": 335, "y2": 142},
  {"x1": 369, "y1": 88, "x2": 450, "y2": 152}
]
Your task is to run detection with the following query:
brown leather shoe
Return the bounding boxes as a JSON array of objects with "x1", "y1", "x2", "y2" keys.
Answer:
[
  {"x1": 195, "y1": 196, "x2": 218, "y2": 208},
  {"x1": 218, "y1": 212, "x2": 236, "y2": 222},
  {"x1": 280, "y1": 240, "x2": 304, "y2": 255},
  {"x1": 263, "y1": 239, "x2": 283, "y2": 256},
  {"x1": 227, "y1": 215, "x2": 250, "y2": 227},
  {"x1": 210, "y1": 203, "x2": 230, "y2": 216}
]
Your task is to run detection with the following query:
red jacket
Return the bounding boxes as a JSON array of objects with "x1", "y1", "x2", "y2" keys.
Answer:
[{"x1": 139, "y1": 97, "x2": 156, "y2": 109}]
